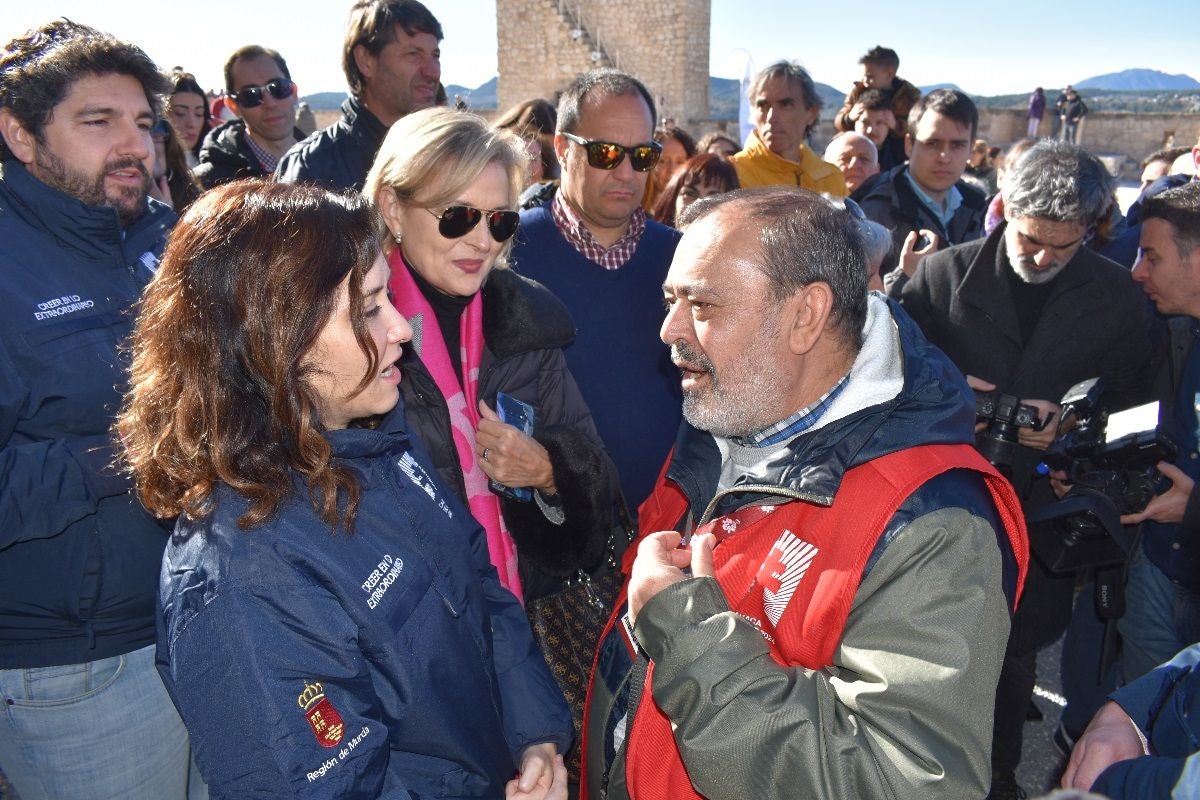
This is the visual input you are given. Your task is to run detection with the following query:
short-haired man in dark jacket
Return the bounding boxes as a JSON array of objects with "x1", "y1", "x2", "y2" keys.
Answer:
[
  {"x1": 899, "y1": 139, "x2": 1156, "y2": 800},
  {"x1": 0, "y1": 19, "x2": 198, "y2": 798},
  {"x1": 277, "y1": 0, "x2": 442, "y2": 191},
  {"x1": 194, "y1": 44, "x2": 302, "y2": 189},
  {"x1": 1113, "y1": 182, "x2": 1200, "y2": 692},
  {"x1": 856, "y1": 88, "x2": 988, "y2": 284}
]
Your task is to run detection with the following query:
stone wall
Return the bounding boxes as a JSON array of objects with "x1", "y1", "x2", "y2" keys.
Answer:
[
  {"x1": 496, "y1": 0, "x2": 710, "y2": 128},
  {"x1": 978, "y1": 109, "x2": 1200, "y2": 174},
  {"x1": 694, "y1": 111, "x2": 1199, "y2": 179}
]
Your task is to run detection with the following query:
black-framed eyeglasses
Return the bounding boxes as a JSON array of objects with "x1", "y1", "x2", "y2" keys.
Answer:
[
  {"x1": 426, "y1": 205, "x2": 521, "y2": 242},
  {"x1": 561, "y1": 132, "x2": 662, "y2": 172},
  {"x1": 233, "y1": 78, "x2": 295, "y2": 109}
]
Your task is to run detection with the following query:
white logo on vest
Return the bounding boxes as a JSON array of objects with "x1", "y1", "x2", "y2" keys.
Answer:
[{"x1": 758, "y1": 530, "x2": 819, "y2": 626}]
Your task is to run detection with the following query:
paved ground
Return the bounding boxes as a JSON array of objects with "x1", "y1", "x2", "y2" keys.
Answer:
[{"x1": 1018, "y1": 632, "x2": 1073, "y2": 797}]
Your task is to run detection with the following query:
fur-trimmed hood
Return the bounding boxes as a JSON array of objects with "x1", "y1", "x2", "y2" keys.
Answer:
[{"x1": 480, "y1": 267, "x2": 575, "y2": 358}]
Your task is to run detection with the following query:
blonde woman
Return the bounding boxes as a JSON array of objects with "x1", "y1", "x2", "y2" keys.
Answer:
[{"x1": 364, "y1": 108, "x2": 621, "y2": 604}]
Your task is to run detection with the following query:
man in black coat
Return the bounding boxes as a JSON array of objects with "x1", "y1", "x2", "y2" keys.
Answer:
[
  {"x1": 898, "y1": 139, "x2": 1156, "y2": 800},
  {"x1": 277, "y1": 0, "x2": 442, "y2": 191}
]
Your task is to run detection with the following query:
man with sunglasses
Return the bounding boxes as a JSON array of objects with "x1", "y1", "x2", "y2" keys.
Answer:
[
  {"x1": 194, "y1": 45, "x2": 302, "y2": 189},
  {"x1": 898, "y1": 139, "x2": 1155, "y2": 800},
  {"x1": 0, "y1": 19, "x2": 201, "y2": 799},
  {"x1": 511, "y1": 68, "x2": 683, "y2": 510},
  {"x1": 278, "y1": 0, "x2": 443, "y2": 191}
]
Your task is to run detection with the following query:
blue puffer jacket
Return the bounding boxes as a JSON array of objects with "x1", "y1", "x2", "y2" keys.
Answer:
[
  {"x1": 157, "y1": 404, "x2": 573, "y2": 799},
  {"x1": 0, "y1": 161, "x2": 176, "y2": 669}
]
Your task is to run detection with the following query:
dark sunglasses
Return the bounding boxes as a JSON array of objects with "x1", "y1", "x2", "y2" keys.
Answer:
[
  {"x1": 426, "y1": 205, "x2": 520, "y2": 242},
  {"x1": 233, "y1": 78, "x2": 295, "y2": 109},
  {"x1": 562, "y1": 132, "x2": 662, "y2": 172}
]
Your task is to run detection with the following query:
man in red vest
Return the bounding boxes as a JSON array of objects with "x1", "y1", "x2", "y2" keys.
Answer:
[{"x1": 582, "y1": 187, "x2": 1028, "y2": 800}]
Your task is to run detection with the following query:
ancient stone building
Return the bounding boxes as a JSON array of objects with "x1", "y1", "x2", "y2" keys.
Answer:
[{"x1": 495, "y1": 0, "x2": 710, "y2": 129}]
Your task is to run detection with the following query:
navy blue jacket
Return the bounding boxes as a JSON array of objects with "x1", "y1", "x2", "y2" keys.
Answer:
[
  {"x1": 277, "y1": 97, "x2": 388, "y2": 192},
  {"x1": 1093, "y1": 643, "x2": 1200, "y2": 798},
  {"x1": 0, "y1": 161, "x2": 175, "y2": 668},
  {"x1": 157, "y1": 405, "x2": 572, "y2": 799}
]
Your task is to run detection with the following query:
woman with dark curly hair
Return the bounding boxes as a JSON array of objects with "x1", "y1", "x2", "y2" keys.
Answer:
[
  {"x1": 648, "y1": 152, "x2": 739, "y2": 228},
  {"x1": 117, "y1": 179, "x2": 571, "y2": 799}
]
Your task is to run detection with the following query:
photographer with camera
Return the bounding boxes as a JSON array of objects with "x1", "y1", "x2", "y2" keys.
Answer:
[
  {"x1": 1113, "y1": 182, "x2": 1200, "y2": 694},
  {"x1": 899, "y1": 139, "x2": 1156, "y2": 799}
]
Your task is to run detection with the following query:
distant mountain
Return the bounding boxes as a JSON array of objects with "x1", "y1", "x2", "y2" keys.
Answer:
[
  {"x1": 302, "y1": 79, "x2": 498, "y2": 113},
  {"x1": 300, "y1": 91, "x2": 347, "y2": 111},
  {"x1": 709, "y1": 76, "x2": 741, "y2": 119},
  {"x1": 451, "y1": 77, "x2": 497, "y2": 110},
  {"x1": 1076, "y1": 69, "x2": 1200, "y2": 91},
  {"x1": 920, "y1": 83, "x2": 964, "y2": 94},
  {"x1": 814, "y1": 81, "x2": 846, "y2": 115},
  {"x1": 709, "y1": 76, "x2": 845, "y2": 120}
]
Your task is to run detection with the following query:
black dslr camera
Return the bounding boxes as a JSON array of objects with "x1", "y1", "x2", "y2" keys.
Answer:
[
  {"x1": 1030, "y1": 378, "x2": 1178, "y2": 573},
  {"x1": 975, "y1": 391, "x2": 1048, "y2": 477}
]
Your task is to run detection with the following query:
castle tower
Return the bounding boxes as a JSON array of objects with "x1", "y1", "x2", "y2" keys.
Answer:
[{"x1": 496, "y1": 0, "x2": 711, "y2": 130}]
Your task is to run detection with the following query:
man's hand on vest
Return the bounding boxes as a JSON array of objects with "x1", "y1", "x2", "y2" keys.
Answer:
[{"x1": 628, "y1": 532, "x2": 716, "y2": 625}]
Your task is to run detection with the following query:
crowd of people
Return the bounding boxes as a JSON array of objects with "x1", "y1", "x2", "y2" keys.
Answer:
[{"x1": 1, "y1": 3, "x2": 1199, "y2": 800}]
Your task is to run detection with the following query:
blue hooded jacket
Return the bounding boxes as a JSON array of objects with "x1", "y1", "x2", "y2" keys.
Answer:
[
  {"x1": 157, "y1": 404, "x2": 572, "y2": 799},
  {"x1": 0, "y1": 161, "x2": 175, "y2": 668}
]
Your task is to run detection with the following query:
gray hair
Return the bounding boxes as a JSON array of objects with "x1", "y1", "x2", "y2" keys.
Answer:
[
  {"x1": 556, "y1": 69, "x2": 656, "y2": 135},
  {"x1": 749, "y1": 61, "x2": 823, "y2": 139},
  {"x1": 857, "y1": 218, "x2": 892, "y2": 271},
  {"x1": 1004, "y1": 140, "x2": 1115, "y2": 227},
  {"x1": 680, "y1": 187, "x2": 867, "y2": 349}
]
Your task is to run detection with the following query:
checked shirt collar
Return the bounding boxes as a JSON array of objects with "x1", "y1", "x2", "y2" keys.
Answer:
[{"x1": 551, "y1": 190, "x2": 646, "y2": 270}]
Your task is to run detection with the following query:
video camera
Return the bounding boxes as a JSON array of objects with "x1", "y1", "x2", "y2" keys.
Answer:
[
  {"x1": 975, "y1": 391, "x2": 1048, "y2": 477},
  {"x1": 1029, "y1": 377, "x2": 1178, "y2": 573}
]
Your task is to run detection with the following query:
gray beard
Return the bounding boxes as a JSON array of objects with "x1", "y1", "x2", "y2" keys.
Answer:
[
  {"x1": 1005, "y1": 238, "x2": 1068, "y2": 285},
  {"x1": 673, "y1": 340, "x2": 789, "y2": 440}
]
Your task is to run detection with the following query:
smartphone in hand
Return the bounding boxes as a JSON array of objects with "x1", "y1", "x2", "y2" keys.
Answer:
[{"x1": 489, "y1": 392, "x2": 535, "y2": 502}]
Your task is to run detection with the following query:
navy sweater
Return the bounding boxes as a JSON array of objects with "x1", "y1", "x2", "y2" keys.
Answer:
[{"x1": 510, "y1": 203, "x2": 682, "y2": 508}]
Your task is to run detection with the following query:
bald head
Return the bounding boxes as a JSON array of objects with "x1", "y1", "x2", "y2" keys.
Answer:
[{"x1": 823, "y1": 132, "x2": 879, "y2": 194}]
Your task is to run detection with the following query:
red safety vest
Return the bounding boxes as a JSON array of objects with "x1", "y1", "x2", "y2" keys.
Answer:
[{"x1": 582, "y1": 443, "x2": 1028, "y2": 800}]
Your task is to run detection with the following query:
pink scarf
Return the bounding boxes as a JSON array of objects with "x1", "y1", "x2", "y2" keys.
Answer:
[{"x1": 388, "y1": 249, "x2": 522, "y2": 602}]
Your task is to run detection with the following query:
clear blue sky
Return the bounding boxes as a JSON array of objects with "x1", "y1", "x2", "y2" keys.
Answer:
[{"x1": 3, "y1": 1, "x2": 1195, "y2": 98}]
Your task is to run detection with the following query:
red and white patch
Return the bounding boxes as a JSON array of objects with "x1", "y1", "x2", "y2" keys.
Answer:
[
  {"x1": 757, "y1": 530, "x2": 819, "y2": 626},
  {"x1": 299, "y1": 681, "x2": 345, "y2": 748}
]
